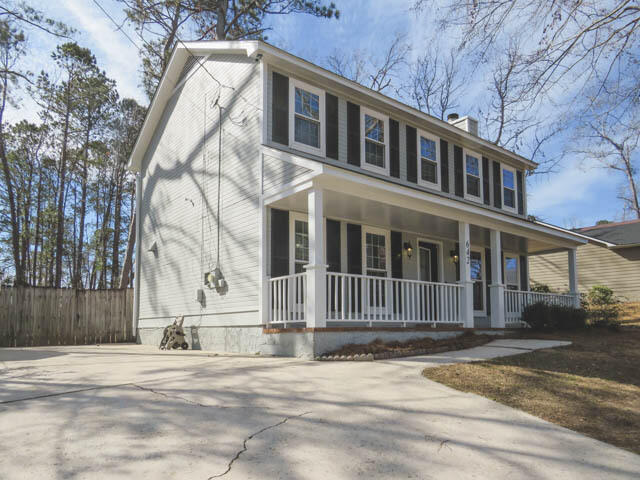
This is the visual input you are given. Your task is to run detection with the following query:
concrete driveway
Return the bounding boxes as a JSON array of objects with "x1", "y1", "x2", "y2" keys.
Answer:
[{"x1": 1, "y1": 342, "x2": 638, "y2": 479}]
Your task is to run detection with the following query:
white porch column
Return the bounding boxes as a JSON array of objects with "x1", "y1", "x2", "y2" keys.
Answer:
[
  {"x1": 259, "y1": 202, "x2": 269, "y2": 324},
  {"x1": 568, "y1": 248, "x2": 580, "y2": 308},
  {"x1": 458, "y1": 222, "x2": 474, "y2": 328},
  {"x1": 305, "y1": 186, "x2": 327, "y2": 328},
  {"x1": 489, "y1": 230, "x2": 505, "y2": 328}
]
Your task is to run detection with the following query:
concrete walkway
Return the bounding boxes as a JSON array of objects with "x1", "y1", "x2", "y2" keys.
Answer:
[{"x1": 1, "y1": 340, "x2": 638, "y2": 479}]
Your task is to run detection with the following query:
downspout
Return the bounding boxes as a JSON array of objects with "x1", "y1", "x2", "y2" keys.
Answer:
[{"x1": 132, "y1": 173, "x2": 142, "y2": 341}]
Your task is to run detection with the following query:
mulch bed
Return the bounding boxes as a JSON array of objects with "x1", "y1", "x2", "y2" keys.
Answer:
[{"x1": 317, "y1": 332, "x2": 494, "y2": 361}]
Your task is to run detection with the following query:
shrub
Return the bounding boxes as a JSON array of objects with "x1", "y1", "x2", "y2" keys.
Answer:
[
  {"x1": 587, "y1": 285, "x2": 616, "y2": 306},
  {"x1": 522, "y1": 302, "x2": 587, "y2": 331},
  {"x1": 585, "y1": 285, "x2": 620, "y2": 330},
  {"x1": 553, "y1": 305, "x2": 587, "y2": 330},
  {"x1": 530, "y1": 282, "x2": 552, "y2": 293},
  {"x1": 523, "y1": 302, "x2": 553, "y2": 331}
]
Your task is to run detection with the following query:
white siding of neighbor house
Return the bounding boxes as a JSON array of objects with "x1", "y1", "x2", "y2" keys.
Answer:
[{"x1": 138, "y1": 54, "x2": 263, "y2": 327}]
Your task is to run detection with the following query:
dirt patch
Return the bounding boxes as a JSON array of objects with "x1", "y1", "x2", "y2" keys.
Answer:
[
  {"x1": 319, "y1": 332, "x2": 493, "y2": 360},
  {"x1": 423, "y1": 327, "x2": 640, "y2": 454}
]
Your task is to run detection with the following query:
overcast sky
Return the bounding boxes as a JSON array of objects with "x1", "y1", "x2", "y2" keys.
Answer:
[{"x1": 7, "y1": 0, "x2": 626, "y2": 228}]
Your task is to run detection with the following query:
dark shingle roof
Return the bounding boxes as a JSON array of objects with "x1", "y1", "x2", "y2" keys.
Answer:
[{"x1": 577, "y1": 219, "x2": 640, "y2": 246}]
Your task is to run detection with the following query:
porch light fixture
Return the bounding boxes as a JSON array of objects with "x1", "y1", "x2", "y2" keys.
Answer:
[
  {"x1": 403, "y1": 242, "x2": 413, "y2": 258},
  {"x1": 449, "y1": 249, "x2": 459, "y2": 264}
]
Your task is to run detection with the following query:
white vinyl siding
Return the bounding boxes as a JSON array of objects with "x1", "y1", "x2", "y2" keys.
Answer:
[{"x1": 139, "y1": 55, "x2": 261, "y2": 327}]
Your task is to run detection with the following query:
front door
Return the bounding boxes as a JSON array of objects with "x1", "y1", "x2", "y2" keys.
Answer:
[
  {"x1": 418, "y1": 241, "x2": 440, "y2": 320},
  {"x1": 418, "y1": 241, "x2": 439, "y2": 282}
]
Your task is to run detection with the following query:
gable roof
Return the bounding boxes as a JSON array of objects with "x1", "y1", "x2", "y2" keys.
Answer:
[
  {"x1": 576, "y1": 219, "x2": 640, "y2": 247},
  {"x1": 127, "y1": 40, "x2": 539, "y2": 173}
]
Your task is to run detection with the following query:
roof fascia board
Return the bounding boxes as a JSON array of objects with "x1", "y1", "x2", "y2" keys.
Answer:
[{"x1": 534, "y1": 221, "x2": 615, "y2": 248}]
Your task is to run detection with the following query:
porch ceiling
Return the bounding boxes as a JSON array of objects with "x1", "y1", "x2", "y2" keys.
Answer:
[{"x1": 270, "y1": 187, "x2": 568, "y2": 254}]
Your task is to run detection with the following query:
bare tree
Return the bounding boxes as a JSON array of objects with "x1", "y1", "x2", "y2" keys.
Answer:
[
  {"x1": 572, "y1": 108, "x2": 640, "y2": 218},
  {"x1": 325, "y1": 33, "x2": 410, "y2": 93},
  {"x1": 406, "y1": 45, "x2": 463, "y2": 119},
  {"x1": 413, "y1": 0, "x2": 640, "y2": 106},
  {"x1": 326, "y1": 48, "x2": 367, "y2": 84}
]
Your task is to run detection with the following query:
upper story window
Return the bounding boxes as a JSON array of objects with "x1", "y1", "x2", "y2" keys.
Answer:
[
  {"x1": 418, "y1": 131, "x2": 440, "y2": 189},
  {"x1": 361, "y1": 108, "x2": 389, "y2": 175},
  {"x1": 464, "y1": 151, "x2": 483, "y2": 202},
  {"x1": 289, "y1": 79, "x2": 325, "y2": 156},
  {"x1": 502, "y1": 165, "x2": 516, "y2": 212}
]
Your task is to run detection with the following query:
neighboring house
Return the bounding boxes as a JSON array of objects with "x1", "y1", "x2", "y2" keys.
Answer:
[
  {"x1": 127, "y1": 41, "x2": 587, "y2": 357},
  {"x1": 530, "y1": 220, "x2": 640, "y2": 301}
]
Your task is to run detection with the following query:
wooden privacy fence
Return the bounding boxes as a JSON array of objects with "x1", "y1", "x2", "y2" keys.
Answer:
[{"x1": 0, "y1": 287, "x2": 134, "y2": 347}]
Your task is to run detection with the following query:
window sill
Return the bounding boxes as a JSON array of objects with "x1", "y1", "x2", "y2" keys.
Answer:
[{"x1": 290, "y1": 140, "x2": 324, "y2": 157}]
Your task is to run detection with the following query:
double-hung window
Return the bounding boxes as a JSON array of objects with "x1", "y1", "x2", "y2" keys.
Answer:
[
  {"x1": 464, "y1": 151, "x2": 482, "y2": 202},
  {"x1": 289, "y1": 79, "x2": 324, "y2": 155},
  {"x1": 503, "y1": 254, "x2": 519, "y2": 290},
  {"x1": 418, "y1": 131, "x2": 440, "y2": 189},
  {"x1": 289, "y1": 213, "x2": 309, "y2": 274},
  {"x1": 502, "y1": 165, "x2": 516, "y2": 212},
  {"x1": 361, "y1": 108, "x2": 389, "y2": 175}
]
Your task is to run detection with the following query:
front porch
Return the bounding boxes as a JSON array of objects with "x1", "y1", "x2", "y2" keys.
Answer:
[{"x1": 260, "y1": 156, "x2": 584, "y2": 331}]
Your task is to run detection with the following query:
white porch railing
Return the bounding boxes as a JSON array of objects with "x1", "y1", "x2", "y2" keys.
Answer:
[
  {"x1": 325, "y1": 272, "x2": 463, "y2": 325},
  {"x1": 504, "y1": 290, "x2": 576, "y2": 326},
  {"x1": 268, "y1": 273, "x2": 306, "y2": 325}
]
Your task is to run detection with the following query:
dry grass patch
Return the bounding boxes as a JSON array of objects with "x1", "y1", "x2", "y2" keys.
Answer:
[
  {"x1": 619, "y1": 302, "x2": 640, "y2": 326},
  {"x1": 423, "y1": 328, "x2": 640, "y2": 454}
]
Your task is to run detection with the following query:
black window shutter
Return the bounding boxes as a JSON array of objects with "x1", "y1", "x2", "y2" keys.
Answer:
[
  {"x1": 326, "y1": 219, "x2": 341, "y2": 272},
  {"x1": 347, "y1": 102, "x2": 360, "y2": 166},
  {"x1": 429, "y1": 245, "x2": 439, "y2": 282},
  {"x1": 519, "y1": 255, "x2": 528, "y2": 291},
  {"x1": 454, "y1": 243, "x2": 460, "y2": 281},
  {"x1": 493, "y1": 161, "x2": 502, "y2": 208},
  {"x1": 501, "y1": 251, "x2": 505, "y2": 285},
  {"x1": 346, "y1": 223, "x2": 362, "y2": 274},
  {"x1": 271, "y1": 72, "x2": 288, "y2": 145},
  {"x1": 517, "y1": 171, "x2": 524, "y2": 215},
  {"x1": 482, "y1": 157, "x2": 490, "y2": 205},
  {"x1": 440, "y1": 139, "x2": 449, "y2": 193},
  {"x1": 485, "y1": 247, "x2": 492, "y2": 315},
  {"x1": 406, "y1": 125, "x2": 417, "y2": 183},
  {"x1": 453, "y1": 145, "x2": 463, "y2": 197},
  {"x1": 326, "y1": 93, "x2": 339, "y2": 160},
  {"x1": 390, "y1": 119, "x2": 400, "y2": 178},
  {"x1": 390, "y1": 231, "x2": 403, "y2": 279},
  {"x1": 270, "y1": 208, "x2": 289, "y2": 277}
]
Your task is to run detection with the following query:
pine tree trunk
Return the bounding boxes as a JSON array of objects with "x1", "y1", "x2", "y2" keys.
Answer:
[{"x1": 54, "y1": 94, "x2": 71, "y2": 288}]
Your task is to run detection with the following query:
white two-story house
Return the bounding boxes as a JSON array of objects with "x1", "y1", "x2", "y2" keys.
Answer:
[{"x1": 127, "y1": 41, "x2": 587, "y2": 357}]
